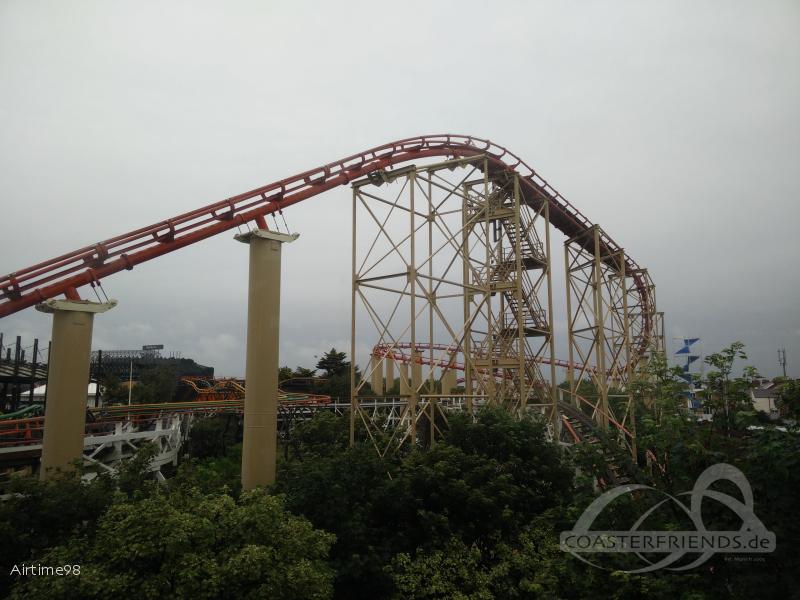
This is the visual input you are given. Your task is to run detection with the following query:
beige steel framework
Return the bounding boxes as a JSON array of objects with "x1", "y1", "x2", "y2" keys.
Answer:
[
  {"x1": 349, "y1": 156, "x2": 557, "y2": 454},
  {"x1": 630, "y1": 269, "x2": 666, "y2": 416},
  {"x1": 564, "y1": 227, "x2": 662, "y2": 456},
  {"x1": 627, "y1": 268, "x2": 665, "y2": 361},
  {"x1": 650, "y1": 311, "x2": 666, "y2": 357}
]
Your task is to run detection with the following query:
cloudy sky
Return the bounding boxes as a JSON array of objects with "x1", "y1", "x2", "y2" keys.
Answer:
[{"x1": 1, "y1": 1, "x2": 798, "y2": 378}]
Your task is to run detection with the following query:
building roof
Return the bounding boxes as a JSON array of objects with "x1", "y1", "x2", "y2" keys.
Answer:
[{"x1": 31, "y1": 382, "x2": 98, "y2": 396}]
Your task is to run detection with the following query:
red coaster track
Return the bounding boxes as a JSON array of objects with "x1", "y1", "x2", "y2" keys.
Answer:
[{"x1": 0, "y1": 134, "x2": 651, "y2": 358}]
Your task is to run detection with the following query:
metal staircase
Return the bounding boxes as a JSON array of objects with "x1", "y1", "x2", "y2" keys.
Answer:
[{"x1": 559, "y1": 398, "x2": 633, "y2": 486}]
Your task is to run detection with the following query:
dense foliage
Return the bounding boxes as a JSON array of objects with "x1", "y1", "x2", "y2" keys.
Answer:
[
  {"x1": 2, "y1": 343, "x2": 798, "y2": 599},
  {"x1": 101, "y1": 365, "x2": 178, "y2": 405}
]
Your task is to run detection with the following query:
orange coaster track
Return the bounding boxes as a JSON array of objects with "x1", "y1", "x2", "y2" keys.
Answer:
[{"x1": 0, "y1": 390, "x2": 333, "y2": 450}]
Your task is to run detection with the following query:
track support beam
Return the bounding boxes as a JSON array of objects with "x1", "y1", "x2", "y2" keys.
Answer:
[
  {"x1": 36, "y1": 298, "x2": 116, "y2": 479},
  {"x1": 236, "y1": 229, "x2": 297, "y2": 490}
]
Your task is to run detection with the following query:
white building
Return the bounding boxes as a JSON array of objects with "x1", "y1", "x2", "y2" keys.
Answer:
[{"x1": 30, "y1": 383, "x2": 100, "y2": 407}]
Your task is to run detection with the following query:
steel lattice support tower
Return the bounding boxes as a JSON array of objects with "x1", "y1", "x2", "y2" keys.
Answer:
[
  {"x1": 461, "y1": 169, "x2": 557, "y2": 420},
  {"x1": 630, "y1": 269, "x2": 666, "y2": 422},
  {"x1": 349, "y1": 156, "x2": 557, "y2": 454},
  {"x1": 564, "y1": 225, "x2": 633, "y2": 434}
]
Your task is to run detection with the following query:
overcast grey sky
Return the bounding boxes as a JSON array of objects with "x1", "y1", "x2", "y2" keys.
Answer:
[{"x1": 1, "y1": 1, "x2": 798, "y2": 378}]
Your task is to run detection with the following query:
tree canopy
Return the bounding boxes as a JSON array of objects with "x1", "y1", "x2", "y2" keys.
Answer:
[
  {"x1": 315, "y1": 348, "x2": 349, "y2": 377},
  {"x1": 3, "y1": 342, "x2": 798, "y2": 599}
]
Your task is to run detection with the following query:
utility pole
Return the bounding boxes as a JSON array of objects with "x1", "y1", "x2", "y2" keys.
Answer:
[
  {"x1": 778, "y1": 348, "x2": 787, "y2": 378},
  {"x1": 127, "y1": 359, "x2": 133, "y2": 405}
]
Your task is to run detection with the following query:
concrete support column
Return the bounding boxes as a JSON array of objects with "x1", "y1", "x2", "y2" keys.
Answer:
[
  {"x1": 399, "y1": 362, "x2": 410, "y2": 396},
  {"x1": 411, "y1": 350, "x2": 422, "y2": 392},
  {"x1": 441, "y1": 368, "x2": 457, "y2": 395},
  {"x1": 36, "y1": 298, "x2": 116, "y2": 480},
  {"x1": 385, "y1": 356, "x2": 395, "y2": 392},
  {"x1": 236, "y1": 229, "x2": 298, "y2": 491},
  {"x1": 370, "y1": 355, "x2": 384, "y2": 395}
]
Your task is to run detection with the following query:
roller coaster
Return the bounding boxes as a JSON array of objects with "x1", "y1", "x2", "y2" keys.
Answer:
[
  {"x1": 0, "y1": 135, "x2": 664, "y2": 479},
  {"x1": 0, "y1": 379, "x2": 333, "y2": 477}
]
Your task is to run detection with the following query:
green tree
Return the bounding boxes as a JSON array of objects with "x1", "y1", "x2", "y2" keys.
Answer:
[
  {"x1": 279, "y1": 366, "x2": 294, "y2": 381},
  {"x1": 703, "y1": 341, "x2": 747, "y2": 432},
  {"x1": 629, "y1": 353, "x2": 709, "y2": 490},
  {"x1": 293, "y1": 366, "x2": 317, "y2": 378},
  {"x1": 132, "y1": 365, "x2": 178, "y2": 404},
  {"x1": 778, "y1": 379, "x2": 800, "y2": 421},
  {"x1": 10, "y1": 489, "x2": 335, "y2": 600},
  {"x1": 100, "y1": 373, "x2": 128, "y2": 404},
  {"x1": 0, "y1": 447, "x2": 157, "y2": 598},
  {"x1": 316, "y1": 348, "x2": 349, "y2": 377},
  {"x1": 275, "y1": 440, "x2": 399, "y2": 599},
  {"x1": 388, "y1": 415, "x2": 572, "y2": 553},
  {"x1": 275, "y1": 409, "x2": 574, "y2": 600},
  {"x1": 390, "y1": 538, "x2": 492, "y2": 600},
  {"x1": 742, "y1": 365, "x2": 762, "y2": 384},
  {"x1": 289, "y1": 411, "x2": 350, "y2": 459},
  {"x1": 186, "y1": 414, "x2": 241, "y2": 459},
  {"x1": 482, "y1": 516, "x2": 708, "y2": 600}
]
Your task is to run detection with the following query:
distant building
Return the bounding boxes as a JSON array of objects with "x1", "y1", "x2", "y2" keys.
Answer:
[
  {"x1": 91, "y1": 345, "x2": 213, "y2": 381},
  {"x1": 30, "y1": 383, "x2": 99, "y2": 407},
  {"x1": 685, "y1": 386, "x2": 714, "y2": 421},
  {"x1": 749, "y1": 380, "x2": 796, "y2": 420}
]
